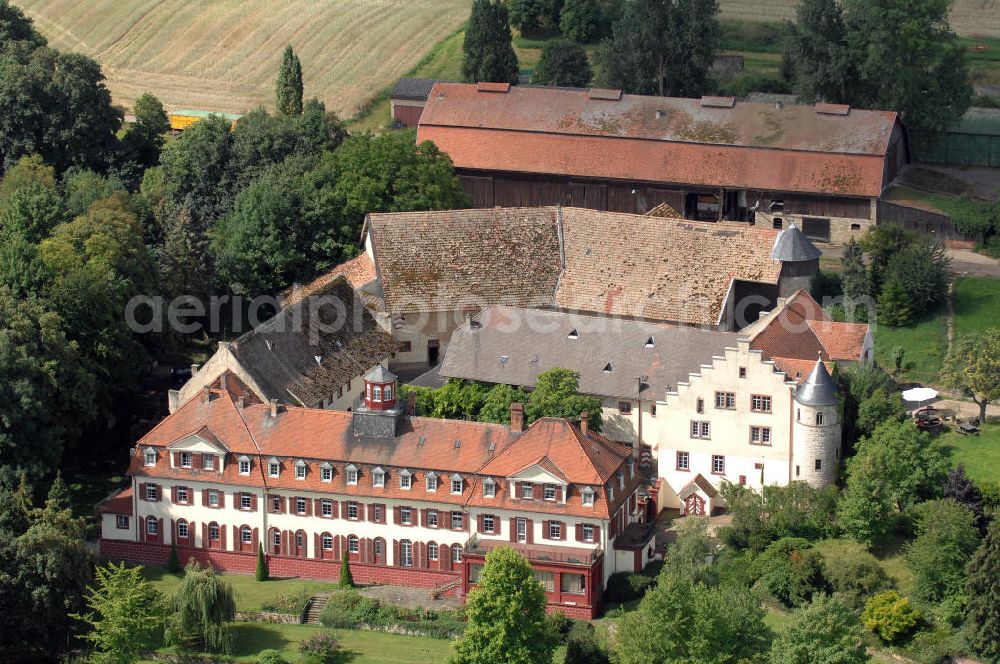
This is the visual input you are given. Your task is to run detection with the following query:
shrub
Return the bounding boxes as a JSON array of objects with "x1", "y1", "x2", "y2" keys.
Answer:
[
  {"x1": 298, "y1": 632, "x2": 342, "y2": 664},
  {"x1": 749, "y1": 537, "x2": 828, "y2": 607},
  {"x1": 820, "y1": 542, "x2": 890, "y2": 605},
  {"x1": 166, "y1": 544, "x2": 181, "y2": 573},
  {"x1": 532, "y1": 41, "x2": 592, "y2": 87},
  {"x1": 317, "y1": 590, "x2": 465, "y2": 639},
  {"x1": 260, "y1": 589, "x2": 312, "y2": 615},
  {"x1": 318, "y1": 590, "x2": 381, "y2": 628},
  {"x1": 257, "y1": 649, "x2": 289, "y2": 664},
  {"x1": 862, "y1": 590, "x2": 920, "y2": 643},
  {"x1": 980, "y1": 481, "x2": 1000, "y2": 510},
  {"x1": 602, "y1": 572, "x2": 652, "y2": 604},
  {"x1": 544, "y1": 611, "x2": 573, "y2": 642},
  {"x1": 565, "y1": 621, "x2": 610, "y2": 664}
]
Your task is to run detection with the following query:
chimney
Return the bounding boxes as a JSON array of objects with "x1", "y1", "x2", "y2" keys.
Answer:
[
  {"x1": 220, "y1": 372, "x2": 228, "y2": 390},
  {"x1": 202, "y1": 385, "x2": 211, "y2": 403},
  {"x1": 407, "y1": 392, "x2": 416, "y2": 415},
  {"x1": 464, "y1": 312, "x2": 472, "y2": 328},
  {"x1": 580, "y1": 411, "x2": 589, "y2": 435},
  {"x1": 191, "y1": 363, "x2": 200, "y2": 377},
  {"x1": 269, "y1": 398, "x2": 279, "y2": 418},
  {"x1": 510, "y1": 402, "x2": 524, "y2": 434}
]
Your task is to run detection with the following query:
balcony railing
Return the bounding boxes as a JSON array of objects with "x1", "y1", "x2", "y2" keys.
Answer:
[{"x1": 465, "y1": 534, "x2": 602, "y2": 567}]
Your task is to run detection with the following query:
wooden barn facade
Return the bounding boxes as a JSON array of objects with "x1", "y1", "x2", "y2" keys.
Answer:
[{"x1": 417, "y1": 83, "x2": 910, "y2": 245}]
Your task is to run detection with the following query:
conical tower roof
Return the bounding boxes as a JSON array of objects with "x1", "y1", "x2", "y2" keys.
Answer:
[
  {"x1": 771, "y1": 223, "x2": 822, "y2": 262},
  {"x1": 794, "y1": 358, "x2": 838, "y2": 406}
]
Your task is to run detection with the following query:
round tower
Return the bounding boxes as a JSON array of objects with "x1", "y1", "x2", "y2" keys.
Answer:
[
  {"x1": 363, "y1": 365, "x2": 397, "y2": 411},
  {"x1": 791, "y1": 358, "x2": 841, "y2": 487},
  {"x1": 771, "y1": 223, "x2": 822, "y2": 298}
]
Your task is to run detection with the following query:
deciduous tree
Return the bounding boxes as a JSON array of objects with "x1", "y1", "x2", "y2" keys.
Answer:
[
  {"x1": 449, "y1": 547, "x2": 554, "y2": 664},
  {"x1": 782, "y1": 0, "x2": 854, "y2": 103},
  {"x1": 164, "y1": 561, "x2": 236, "y2": 653},
  {"x1": 596, "y1": 0, "x2": 719, "y2": 97},
  {"x1": 906, "y1": 498, "x2": 980, "y2": 605},
  {"x1": 123, "y1": 92, "x2": 170, "y2": 168},
  {"x1": 276, "y1": 45, "x2": 304, "y2": 115},
  {"x1": 531, "y1": 41, "x2": 592, "y2": 86},
  {"x1": 560, "y1": 0, "x2": 602, "y2": 42},
  {"x1": 463, "y1": 0, "x2": 520, "y2": 84},
  {"x1": 0, "y1": 0, "x2": 46, "y2": 48},
  {"x1": 526, "y1": 368, "x2": 602, "y2": 431},
  {"x1": 942, "y1": 329, "x2": 1000, "y2": 424},
  {"x1": 73, "y1": 562, "x2": 164, "y2": 663}
]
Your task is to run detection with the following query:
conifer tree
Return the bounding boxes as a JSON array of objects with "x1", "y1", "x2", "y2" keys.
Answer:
[
  {"x1": 339, "y1": 550, "x2": 354, "y2": 588},
  {"x1": 462, "y1": 0, "x2": 520, "y2": 84},
  {"x1": 256, "y1": 543, "x2": 269, "y2": 581},
  {"x1": 840, "y1": 237, "x2": 868, "y2": 318},
  {"x1": 876, "y1": 279, "x2": 911, "y2": 327},
  {"x1": 276, "y1": 45, "x2": 304, "y2": 115},
  {"x1": 966, "y1": 522, "x2": 1000, "y2": 662}
]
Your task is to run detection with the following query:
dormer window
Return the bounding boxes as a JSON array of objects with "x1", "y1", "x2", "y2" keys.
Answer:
[
  {"x1": 295, "y1": 460, "x2": 307, "y2": 480},
  {"x1": 238, "y1": 456, "x2": 251, "y2": 475},
  {"x1": 320, "y1": 462, "x2": 333, "y2": 482},
  {"x1": 180, "y1": 452, "x2": 192, "y2": 468},
  {"x1": 372, "y1": 467, "x2": 385, "y2": 487},
  {"x1": 544, "y1": 484, "x2": 556, "y2": 501},
  {"x1": 582, "y1": 487, "x2": 595, "y2": 506},
  {"x1": 451, "y1": 475, "x2": 464, "y2": 494},
  {"x1": 568, "y1": 329, "x2": 579, "y2": 340},
  {"x1": 483, "y1": 478, "x2": 496, "y2": 498},
  {"x1": 143, "y1": 448, "x2": 156, "y2": 466},
  {"x1": 426, "y1": 472, "x2": 438, "y2": 492},
  {"x1": 268, "y1": 459, "x2": 280, "y2": 478},
  {"x1": 399, "y1": 469, "x2": 412, "y2": 490},
  {"x1": 346, "y1": 464, "x2": 358, "y2": 485},
  {"x1": 520, "y1": 482, "x2": 534, "y2": 499},
  {"x1": 603, "y1": 362, "x2": 613, "y2": 373},
  {"x1": 645, "y1": 336, "x2": 655, "y2": 348},
  {"x1": 202, "y1": 454, "x2": 215, "y2": 471}
]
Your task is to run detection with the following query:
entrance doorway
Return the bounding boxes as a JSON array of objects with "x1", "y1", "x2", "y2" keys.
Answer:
[
  {"x1": 684, "y1": 494, "x2": 706, "y2": 516},
  {"x1": 427, "y1": 339, "x2": 440, "y2": 366}
]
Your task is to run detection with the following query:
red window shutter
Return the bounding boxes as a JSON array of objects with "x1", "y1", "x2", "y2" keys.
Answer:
[
  {"x1": 170, "y1": 486, "x2": 177, "y2": 503},
  {"x1": 477, "y1": 514, "x2": 484, "y2": 533},
  {"x1": 252, "y1": 527, "x2": 258, "y2": 551},
  {"x1": 440, "y1": 544, "x2": 450, "y2": 571},
  {"x1": 542, "y1": 520, "x2": 549, "y2": 539},
  {"x1": 331, "y1": 500, "x2": 338, "y2": 518},
  {"x1": 251, "y1": 494, "x2": 258, "y2": 512},
  {"x1": 314, "y1": 533, "x2": 321, "y2": 559},
  {"x1": 462, "y1": 513, "x2": 468, "y2": 531},
  {"x1": 170, "y1": 518, "x2": 175, "y2": 542},
  {"x1": 202, "y1": 523, "x2": 208, "y2": 548},
  {"x1": 392, "y1": 539, "x2": 400, "y2": 566},
  {"x1": 232, "y1": 525, "x2": 237, "y2": 549},
  {"x1": 514, "y1": 482, "x2": 521, "y2": 499},
  {"x1": 526, "y1": 519, "x2": 534, "y2": 544},
  {"x1": 314, "y1": 498, "x2": 321, "y2": 516},
  {"x1": 305, "y1": 498, "x2": 313, "y2": 517},
  {"x1": 279, "y1": 496, "x2": 286, "y2": 513},
  {"x1": 576, "y1": 524, "x2": 584, "y2": 541},
  {"x1": 192, "y1": 453, "x2": 202, "y2": 470},
  {"x1": 420, "y1": 509, "x2": 427, "y2": 527},
  {"x1": 202, "y1": 489, "x2": 208, "y2": 506},
  {"x1": 556, "y1": 486, "x2": 563, "y2": 502},
  {"x1": 219, "y1": 491, "x2": 225, "y2": 508},
  {"x1": 139, "y1": 483, "x2": 146, "y2": 501},
  {"x1": 510, "y1": 518, "x2": 517, "y2": 542},
  {"x1": 367, "y1": 504, "x2": 375, "y2": 521},
  {"x1": 173, "y1": 452, "x2": 181, "y2": 466},
  {"x1": 158, "y1": 518, "x2": 164, "y2": 540},
  {"x1": 393, "y1": 506, "x2": 401, "y2": 525},
  {"x1": 593, "y1": 525, "x2": 601, "y2": 541},
  {"x1": 533, "y1": 484, "x2": 543, "y2": 500},
  {"x1": 560, "y1": 521, "x2": 566, "y2": 540}
]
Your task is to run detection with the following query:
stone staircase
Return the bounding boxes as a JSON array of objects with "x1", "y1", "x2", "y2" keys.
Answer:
[
  {"x1": 305, "y1": 593, "x2": 330, "y2": 625},
  {"x1": 431, "y1": 579, "x2": 461, "y2": 600}
]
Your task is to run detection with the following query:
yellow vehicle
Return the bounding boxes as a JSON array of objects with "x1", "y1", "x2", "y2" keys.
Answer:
[{"x1": 168, "y1": 109, "x2": 242, "y2": 132}]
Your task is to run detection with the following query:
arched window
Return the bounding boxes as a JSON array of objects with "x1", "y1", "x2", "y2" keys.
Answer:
[
  {"x1": 146, "y1": 516, "x2": 158, "y2": 535},
  {"x1": 400, "y1": 539, "x2": 413, "y2": 567},
  {"x1": 272, "y1": 529, "x2": 281, "y2": 547},
  {"x1": 452, "y1": 545, "x2": 463, "y2": 563},
  {"x1": 177, "y1": 519, "x2": 189, "y2": 538},
  {"x1": 348, "y1": 535, "x2": 359, "y2": 553},
  {"x1": 373, "y1": 386, "x2": 382, "y2": 402},
  {"x1": 322, "y1": 533, "x2": 333, "y2": 550},
  {"x1": 296, "y1": 530, "x2": 305, "y2": 549},
  {"x1": 209, "y1": 522, "x2": 220, "y2": 541},
  {"x1": 384, "y1": 385, "x2": 392, "y2": 401},
  {"x1": 374, "y1": 537, "x2": 385, "y2": 564},
  {"x1": 816, "y1": 412, "x2": 824, "y2": 425},
  {"x1": 241, "y1": 525, "x2": 252, "y2": 544},
  {"x1": 428, "y1": 542, "x2": 439, "y2": 561}
]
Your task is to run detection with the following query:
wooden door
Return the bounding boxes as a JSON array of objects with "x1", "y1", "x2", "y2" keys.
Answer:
[{"x1": 684, "y1": 494, "x2": 705, "y2": 516}]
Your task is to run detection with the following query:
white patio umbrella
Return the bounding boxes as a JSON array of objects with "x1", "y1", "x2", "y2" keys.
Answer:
[{"x1": 901, "y1": 386, "x2": 939, "y2": 410}]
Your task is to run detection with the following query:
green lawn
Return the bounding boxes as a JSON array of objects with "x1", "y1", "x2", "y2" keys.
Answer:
[
  {"x1": 873, "y1": 309, "x2": 949, "y2": 384},
  {"x1": 230, "y1": 623, "x2": 453, "y2": 663},
  {"x1": 814, "y1": 538, "x2": 915, "y2": 598},
  {"x1": 953, "y1": 276, "x2": 1000, "y2": 337},
  {"x1": 141, "y1": 566, "x2": 340, "y2": 612},
  {"x1": 938, "y1": 422, "x2": 1000, "y2": 486}
]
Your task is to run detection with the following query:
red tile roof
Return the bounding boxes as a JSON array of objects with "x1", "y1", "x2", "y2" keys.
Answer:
[
  {"x1": 100, "y1": 485, "x2": 133, "y2": 515},
  {"x1": 281, "y1": 254, "x2": 376, "y2": 308},
  {"x1": 770, "y1": 357, "x2": 836, "y2": 384},
  {"x1": 747, "y1": 290, "x2": 868, "y2": 370},
  {"x1": 128, "y1": 385, "x2": 633, "y2": 518},
  {"x1": 418, "y1": 83, "x2": 898, "y2": 197}
]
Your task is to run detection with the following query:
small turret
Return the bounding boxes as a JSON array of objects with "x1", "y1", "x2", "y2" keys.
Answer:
[
  {"x1": 353, "y1": 365, "x2": 402, "y2": 439},
  {"x1": 772, "y1": 223, "x2": 821, "y2": 297},
  {"x1": 791, "y1": 358, "x2": 841, "y2": 487}
]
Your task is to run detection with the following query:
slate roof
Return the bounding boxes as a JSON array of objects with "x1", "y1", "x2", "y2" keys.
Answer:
[
  {"x1": 440, "y1": 306, "x2": 739, "y2": 400},
  {"x1": 418, "y1": 83, "x2": 899, "y2": 197},
  {"x1": 771, "y1": 223, "x2": 824, "y2": 260},
  {"x1": 365, "y1": 208, "x2": 563, "y2": 315},
  {"x1": 389, "y1": 78, "x2": 448, "y2": 101},
  {"x1": 366, "y1": 207, "x2": 787, "y2": 326},
  {"x1": 227, "y1": 278, "x2": 398, "y2": 407},
  {"x1": 795, "y1": 359, "x2": 839, "y2": 406}
]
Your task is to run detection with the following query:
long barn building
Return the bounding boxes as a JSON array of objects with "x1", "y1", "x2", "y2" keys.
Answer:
[{"x1": 416, "y1": 82, "x2": 909, "y2": 245}]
